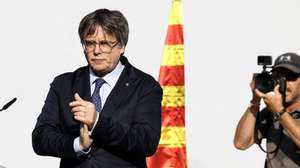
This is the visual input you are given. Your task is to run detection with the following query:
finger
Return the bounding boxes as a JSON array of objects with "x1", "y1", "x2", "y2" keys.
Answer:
[
  {"x1": 250, "y1": 74, "x2": 257, "y2": 88},
  {"x1": 73, "y1": 111, "x2": 85, "y2": 118},
  {"x1": 74, "y1": 115, "x2": 85, "y2": 123},
  {"x1": 80, "y1": 123, "x2": 84, "y2": 129},
  {"x1": 69, "y1": 101, "x2": 85, "y2": 107},
  {"x1": 80, "y1": 124, "x2": 88, "y2": 134},
  {"x1": 254, "y1": 89, "x2": 266, "y2": 98},
  {"x1": 83, "y1": 124, "x2": 89, "y2": 131},
  {"x1": 74, "y1": 93, "x2": 83, "y2": 101},
  {"x1": 250, "y1": 81, "x2": 255, "y2": 90},
  {"x1": 266, "y1": 91, "x2": 275, "y2": 96},
  {"x1": 80, "y1": 123, "x2": 84, "y2": 133},
  {"x1": 71, "y1": 106, "x2": 85, "y2": 113},
  {"x1": 252, "y1": 73, "x2": 258, "y2": 81},
  {"x1": 274, "y1": 85, "x2": 280, "y2": 94}
]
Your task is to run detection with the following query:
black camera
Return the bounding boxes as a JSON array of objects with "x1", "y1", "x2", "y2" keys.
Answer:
[
  {"x1": 255, "y1": 56, "x2": 276, "y2": 93},
  {"x1": 255, "y1": 55, "x2": 287, "y2": 94}
]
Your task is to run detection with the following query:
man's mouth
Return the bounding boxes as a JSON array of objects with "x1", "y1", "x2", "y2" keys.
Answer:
[{"x1": 92, "y1": 59, "x2": 105, "y2": 64}]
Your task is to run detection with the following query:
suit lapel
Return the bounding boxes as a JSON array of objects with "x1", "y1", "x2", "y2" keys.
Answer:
[
  {"x1": 72, "y1": 66, "x2": 92, "y2": 102},
  {"x1": 101, "y1": 57, "x2": 139, "y2": 116}
]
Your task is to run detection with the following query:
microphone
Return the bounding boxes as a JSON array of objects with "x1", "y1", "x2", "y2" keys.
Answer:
[{"x1": 0, "y1": 97, "x2": 17, "y2": 112}]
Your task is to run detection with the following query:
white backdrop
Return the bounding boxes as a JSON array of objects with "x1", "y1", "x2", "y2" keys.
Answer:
[{"x1": 1, "y1": 0, "x2": 300, "y2": 167}]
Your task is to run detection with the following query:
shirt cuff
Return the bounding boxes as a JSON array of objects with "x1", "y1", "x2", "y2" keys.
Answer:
[{"x1": 73, "y1": 137, "x2": 91, "y2": 156}]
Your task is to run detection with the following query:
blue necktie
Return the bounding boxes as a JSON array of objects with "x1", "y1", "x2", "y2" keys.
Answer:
[{"x1": 92, "y1": 78, "x2": 105, "y2": 112}]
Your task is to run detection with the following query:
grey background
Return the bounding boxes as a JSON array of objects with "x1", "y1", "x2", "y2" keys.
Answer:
[{"x1": 0, "y1": 0, "x2": 300, "y2": 167}]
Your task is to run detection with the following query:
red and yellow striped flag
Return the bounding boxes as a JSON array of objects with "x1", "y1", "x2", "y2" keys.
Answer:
[{"x1": 147, "y1": 0, "x2": 187, "y2": 167}]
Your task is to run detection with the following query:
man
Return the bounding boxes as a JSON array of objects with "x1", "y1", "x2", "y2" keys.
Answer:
[
  {"x1": 32, "y1": 9, "x2": 162, "y2": 168},
  {"x1": 234, "y1": 52, "x2": 300, "y2": 167}
]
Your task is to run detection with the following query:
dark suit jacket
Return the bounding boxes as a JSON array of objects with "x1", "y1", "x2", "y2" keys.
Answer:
[{"x1": 32, "y1": 56, "x2": 162, "y2": 168}]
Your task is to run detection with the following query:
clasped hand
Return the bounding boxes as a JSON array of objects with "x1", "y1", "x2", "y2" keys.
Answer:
[
  {"x1": 69, "y1": 93, "x2": 97, "y2": 150},
  {"x1": 69, "y1": 93, "x2": 97, "y2": 129}
]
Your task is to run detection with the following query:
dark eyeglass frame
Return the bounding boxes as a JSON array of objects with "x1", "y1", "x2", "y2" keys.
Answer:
[{"x1": 82, "y1": 40, "x2": 119, "y2": 53}]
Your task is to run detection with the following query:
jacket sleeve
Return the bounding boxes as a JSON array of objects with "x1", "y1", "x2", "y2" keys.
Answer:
[
  {"x1": 91, "y1": 77, "x2": 163, "y2": 157},
  {"x1": 32, "y1": 78, "x2": 77, "y2": 159}
]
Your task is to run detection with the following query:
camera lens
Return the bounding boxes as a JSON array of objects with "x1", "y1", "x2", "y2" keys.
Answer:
[{"x1": 255, "y1": 73, "x2": 276, "y2": 93}]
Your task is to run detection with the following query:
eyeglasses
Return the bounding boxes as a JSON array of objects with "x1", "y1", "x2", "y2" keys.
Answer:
[{"x1": 82, "y1": 40, "x2": 119, "y2": 53}]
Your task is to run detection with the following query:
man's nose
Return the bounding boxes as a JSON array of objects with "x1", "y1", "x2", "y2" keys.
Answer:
[{"x1": 94, "y1": 44, "x2": 103, "y2": 55}]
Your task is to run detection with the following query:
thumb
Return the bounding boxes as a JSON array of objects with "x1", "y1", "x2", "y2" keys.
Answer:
[
  {"x1": 254, "y1": 88, "x2": 266, "y2": 98},
  {"x1": 83, "y1": 123, "x2": 88, "y2": 130},
  {"x1": 74, "y1": 93, "x2": 83, "y2": 101},
  {"x1": 274, "y1": 85, "x2": 280, "y2": 94}
]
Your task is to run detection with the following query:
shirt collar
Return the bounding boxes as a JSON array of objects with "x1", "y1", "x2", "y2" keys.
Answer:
[{"x1": 89, "y1": 61, "x2": 124, "y2": 87}]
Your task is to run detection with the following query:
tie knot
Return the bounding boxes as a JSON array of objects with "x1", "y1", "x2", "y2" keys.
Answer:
[{"x1": 94, "y1": 78, "x2": 106, "y2": 90}]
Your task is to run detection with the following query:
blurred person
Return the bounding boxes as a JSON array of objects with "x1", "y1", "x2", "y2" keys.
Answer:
[{"x1": 234, "y1": 52, "x2": 300, "y2": 168}]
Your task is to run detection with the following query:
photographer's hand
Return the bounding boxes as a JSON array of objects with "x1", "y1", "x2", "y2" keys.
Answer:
[
  {"x1": 250, "y1": 73, "x2": 261, "y2": 105},
  {"x1": 255, "y1": 85, "x2": 284, "y2": 113}
]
